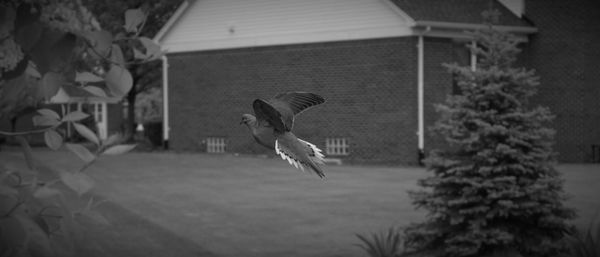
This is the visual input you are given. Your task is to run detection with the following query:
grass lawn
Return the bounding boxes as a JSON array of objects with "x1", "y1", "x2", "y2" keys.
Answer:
[{"x1": 2, "y1": 149, "x2": 599, "y2": 257}]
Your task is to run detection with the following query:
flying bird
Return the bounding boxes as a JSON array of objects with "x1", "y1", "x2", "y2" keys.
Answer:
[{"x1": 241, "y1": 92, "x2": 326, "y2": 178}]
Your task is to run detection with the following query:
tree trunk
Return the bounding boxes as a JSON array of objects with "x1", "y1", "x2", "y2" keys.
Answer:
[{"x1": 124, "y1": 84, "x2": 137, "y2": 142}]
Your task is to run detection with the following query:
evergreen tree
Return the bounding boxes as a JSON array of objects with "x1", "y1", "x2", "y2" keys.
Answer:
[{"x1": 404, "y1": 24, "x2": 576, "y2": 257}]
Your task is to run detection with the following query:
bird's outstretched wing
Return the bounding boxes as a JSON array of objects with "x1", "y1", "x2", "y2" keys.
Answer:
[
  {"x1": 265, "y1": 92, "x2": 326, "y2": 131},
  {"x1": 270, "y1": 92, "x2": 325, "y2": 116},
  {"x1": 253, "y1": 99, "x2": 286, "y2": 133}
]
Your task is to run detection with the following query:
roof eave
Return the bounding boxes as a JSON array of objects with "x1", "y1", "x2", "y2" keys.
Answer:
[
  {"x1": 415, "y1": 20, "x2": 538, "y2": 34},
  {"x1": 153, "y1": 0, "x2": 191, "y2": 43}
]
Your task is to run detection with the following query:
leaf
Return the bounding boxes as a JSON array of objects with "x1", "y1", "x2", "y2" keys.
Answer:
[
  {"x1": 37, "y1": 108, "x2": 60, "y2": 120},
  {"x1": 25, "y1": 61, "x2": 41, "y2": 78},
  {"x1": 41, "y1": 72, "x2": 63, "y2": 99},
  {"x1": 123, "y1": 9, "x2": 145, "y2": 33},
  {"x1": 65, "y1": 143, "x2": 95, "y2": 163},
  {"x1": 33, "y1": 186, "x2": 61, "y2": 199},
  {"x1": 85, "y1": 30, "x2": 113, "y2": 57},
  {"x1": 59, "y1": 171, "x2": 94, "y2": 195},
  {"x1": 102, "y1": 144, "x2": 136, "y2": 155},
  {"x1": 102, "y1": 133, "x2": 122, "y2": 147},
  {"x1": 33, "y1": 215, "x2": 51, "y2": 236},
  {"x1": 133, "y1": 47, "x2": 146, "y2": 59},
  {"x1": 62, "y1": 111, "x2": 89, "y2": 122},
  {"x1": 114, "y1": 32, "x2": 126, "y2": 41},
  {"x1": 44, "y1": 130, "x2": 63, "y2": 150},
  {"x1": 105, "y1": 64, "x2": 133, "y2": 97},
  {"x1": 138, "y1": 37, "x2": 162, "y2": 60},
  {"x1": 73, "y1": 123, "x2": 99, "y2": 145},
  {"x1": 32, "y1": 115, "x2": 60, "y2": 127},
  {"x1": 75, "y1": 71, "x2": 103, "y2": 83},
  {"x1": 83, "y1": 86, "x2": 107, "y2": 97},
  {"x1": 79, "y1": 209, "x2": 110, "y2": 225},
  {"x1": 110, "y1": 44, "x2": 125, "y2": 66}
]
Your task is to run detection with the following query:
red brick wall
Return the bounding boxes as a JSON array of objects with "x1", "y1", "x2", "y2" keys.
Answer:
[
  {"x1": 167, "y1": 37, "x2": 420, "y2": 164},
  {"x1": 522, "y1": 0, "x2": 600, "y2": 162},
  {"x1": 423, "y1": 37, "x2": 457, "y2": 155}
]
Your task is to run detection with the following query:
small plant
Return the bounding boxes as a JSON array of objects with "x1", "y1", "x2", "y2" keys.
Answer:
[
  {"x1": 567, "y1": 215, "x2": 600, "y2": 257},
  {"x1": 356, "y1": 227, "x2": 404, "y2": 257}
]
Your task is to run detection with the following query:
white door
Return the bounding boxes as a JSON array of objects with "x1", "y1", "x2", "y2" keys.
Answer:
[{"x1": 92, "y1": 102, "x2": 108, "y2": 140}]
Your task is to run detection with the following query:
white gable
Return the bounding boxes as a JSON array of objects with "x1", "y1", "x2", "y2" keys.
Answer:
[{"x1": 158, "y1": 0, "x2": 415, "y2": 53}]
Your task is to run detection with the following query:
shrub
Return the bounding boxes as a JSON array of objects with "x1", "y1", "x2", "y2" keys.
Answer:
[
  {"x1": 135, "y1": 87, "x2": 163, "y2": 124},
  {"x1": 0, "y1": 1, "x2": 161, "y2": 256},
  {"x1": 404, "y1": 20, "x2": 576, "y2": 257}
]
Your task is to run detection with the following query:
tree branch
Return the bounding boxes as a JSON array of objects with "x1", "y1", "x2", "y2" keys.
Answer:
[{"x1": 0, "y1": 127, "x2": 51, "y2": 136}]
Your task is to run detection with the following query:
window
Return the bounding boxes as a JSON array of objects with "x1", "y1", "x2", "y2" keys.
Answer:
[
  {"x1": 326, "y1": 138, "x2": 349, "y2": 156},
  {"x1": 92, "y1": 103, "x2": 103, "y2": 122},
  {"x1": 206, "y1": 137, "x2": 226, "y2": 153}
]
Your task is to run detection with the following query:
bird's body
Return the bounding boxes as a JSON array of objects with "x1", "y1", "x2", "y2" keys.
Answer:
[
  {"x1": 241, "y1": 92, "x2": 326, "y2": 178},
  {"x1": 249, "y1": 119, "x2": 276, "y2": 149}
]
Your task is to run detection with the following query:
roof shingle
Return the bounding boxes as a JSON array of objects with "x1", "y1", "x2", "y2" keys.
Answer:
[{"x1": 391, "y1": 0, "x2": 532, "y2": 27}]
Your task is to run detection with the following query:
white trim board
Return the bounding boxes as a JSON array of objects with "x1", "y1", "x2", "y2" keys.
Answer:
[
  {"x1": 162, "y1": 26, "x2": 414, "y2": 53},
  {"x1": 153, "y1": 0, "x2": 190, "y2": 43}
]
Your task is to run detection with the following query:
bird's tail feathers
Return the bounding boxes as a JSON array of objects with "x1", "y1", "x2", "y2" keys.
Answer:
[
  {"x1": 275, "y1": 139, "x2": 326, "y2": 178},
  {"x1": 297, "y1": 138, "x2": 325, "y2": 165}
]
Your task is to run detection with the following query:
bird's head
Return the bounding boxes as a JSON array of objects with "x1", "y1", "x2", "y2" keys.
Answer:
[{"x1": 240, "y1": 114, "x2": 256, "y2": 127}]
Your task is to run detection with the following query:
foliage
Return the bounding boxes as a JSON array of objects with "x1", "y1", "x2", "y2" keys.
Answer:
[
  {"x1": 135, "y1": 86, "x2": 162, "y2": 123},
  {"x1": 82, "y1": 0, "x2": 183, "y2": 140},
  {"x1": 404, "y1": 24, "x2": 576, "y2": 257},
  {"x1": 356, "y1": 227, "x2": 405, "y2": 257},
  {"x1": 0, "y1": 0, "x2": 162, "y2": 255},
  {"x1": 567, "y1": 215, "x2": 600, "y2": 257}
]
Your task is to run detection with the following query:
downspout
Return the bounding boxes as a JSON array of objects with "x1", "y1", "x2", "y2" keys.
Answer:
[
  {"x1": 470, "y1": 40, "x2": 477, "y2": 71},
  {"x1": 417, "y1": 26, "x2": 431, "y2": 165},
  {"x1": 162, "y1": 55, "x2": 170, "y2": 149},
  {"x1": 101, "y1": 102, "x2": 108, "y2": 140}
]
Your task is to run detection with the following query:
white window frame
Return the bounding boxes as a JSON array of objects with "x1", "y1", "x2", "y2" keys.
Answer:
[
  {"x1": 206, "y1": 137, "x2": 226, "y2": 153},
  {"x1": 325, "y1": 138, "x2": 349, "y2": 156}
]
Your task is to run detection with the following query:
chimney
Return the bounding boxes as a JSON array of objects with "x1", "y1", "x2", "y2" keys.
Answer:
[{"x1": 498, "y1": 0, "x2": 525, "y2": 17}]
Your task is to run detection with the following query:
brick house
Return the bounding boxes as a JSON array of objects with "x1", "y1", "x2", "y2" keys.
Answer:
[{"x1": 154, "y1": 0, "x2": 600, "y2": 164}]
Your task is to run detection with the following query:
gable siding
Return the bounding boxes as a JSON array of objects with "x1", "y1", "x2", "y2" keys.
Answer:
[
  {"x1": 160, "y1": 0, "x2": 413, "y2": 52},
  {"x1": 390, "y1": 0, "x2": 530, "y2": 27}
]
